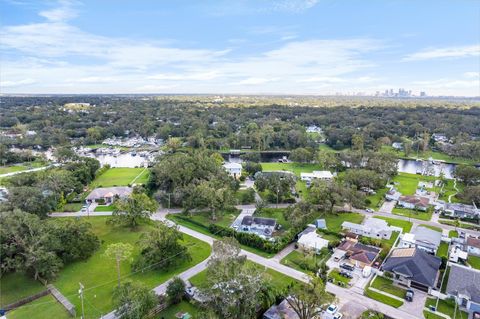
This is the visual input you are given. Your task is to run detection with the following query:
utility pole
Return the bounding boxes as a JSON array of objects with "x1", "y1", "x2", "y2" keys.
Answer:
[{"x1": 79, "y1": 282, "x2": 85, "y2": 319}]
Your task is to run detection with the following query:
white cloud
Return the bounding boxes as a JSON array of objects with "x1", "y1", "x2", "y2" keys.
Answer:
[
  {"x1": 273, "y1": 0, "x2": 319, "y2": 12},
  {"x1": 1, "y1": 78, "x2": 36, "y2": 87},
  {"x1": 236, "y1": 77, "x2": 279, "y2": 85},
  {"x1": 464, "y1": 71, "x2": 480, "y2": 78},
  {"x1": 403, "y1": 45, "x2": 480, "y2": 61},
  {"x1": 39, "y1": 0, "x2": 78, "y2": 22},
  {"x1": 147, "y1": 71, "x2": 221, "y2": 81}
]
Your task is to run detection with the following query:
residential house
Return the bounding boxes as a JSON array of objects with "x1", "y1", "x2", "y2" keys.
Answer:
[
  {"x1": 449, "y1": 245, "x2": 468, "y2": 263},
  {"x1": 223, "y1": 162, "x2": 242, "y2": 179},
  {"x1": 305, "y1": 125, "x2": 323, "y2": 134},
  {"x1": 397, "y1": 195, "x2": 430, "y2": 211},
  {"x1": 341, "y1": 218, "x2": 394, "y2": 240},
  {"x1": 85, "y1": 187, "x2": 132, "y2": 204},
  {"x1": 240, "y1": 216, "x2": 277, "y2": 237},
  {"x1": 0, "y1": 187, "x2": 8, "y2": 203},
  {"x1": 300, "y1": 170, "x2": 333, "y2": 182},
  {"x1": 337, "y1": 238, "x2": 381, "y2": 268},
  {"x1": 432, "y1": 133, "x2": 449, "y2": 143},
  {"x1": 466, "y1": 237, "x2": 480, "y2": 257},
  {"x1": 392, "y1": 142, "x2": 403, "y2": 150},
  {"x1": 399, "y1": 226, "x2": 442, "y2": 254},
  {"x1": 385, "y1": 187, "x2": 401, "y2": 201},
  {"x1": 444, "y1": 203, "x2": 479, "y2": 219},
  {"x1": 263, "y1": 298, "x2": 298, "y2": 319},
  {"x1": 382, "y1": 248, "x2": 441, "y2": 292},
  {"x1": 445, "y1": 264, "x2": 480, "y2": 317},
  {"x1": 297, "y1": 230, "x2": 329, "y2": 254}
]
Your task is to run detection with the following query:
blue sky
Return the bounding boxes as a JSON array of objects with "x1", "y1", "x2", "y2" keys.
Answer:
[{"x1": 1, "y1": 0, "x2": 479, "y2": 96}]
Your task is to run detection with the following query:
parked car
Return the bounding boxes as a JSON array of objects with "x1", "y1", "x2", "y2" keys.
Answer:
[
  {"x1": 326, "y1": 304, "x2": 338, "y2": 314},
  {"x1": 366, "y1": 208, "x2": 373, "y2": 213},
  {"x1": 333, "y1": 313, "x2": 343, "y2": 319},
  {"x1": 405, "y1": 289, "x2": 414, "y2": 302},
  {"x1": 339, "y1": 271, "x2": 353, "y2": 279},
  {"x1": 340, "y1": 263, "x2": 355, "y2": 271}
]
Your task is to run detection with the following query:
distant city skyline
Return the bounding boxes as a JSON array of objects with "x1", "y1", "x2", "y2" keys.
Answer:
[{"x1": 1, "y1": 0, "x2": 479, "y2": 96}]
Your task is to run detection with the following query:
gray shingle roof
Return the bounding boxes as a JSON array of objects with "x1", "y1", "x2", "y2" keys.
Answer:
[
  {"x1": 413, "y1": 226, "x2": 442, "y2": 248},
  {"x1": 86, "y1": 187, "x2": 133, "y2": 200},
  {"x1": 241, "y1": 216, "x2": 276, "y2": 227},
  {"x1": 382, "y1": 248, "x2": 441, "y2": 287},
  {"x1": 446, "y1": 264, "x2": 480, "y2": 303}
]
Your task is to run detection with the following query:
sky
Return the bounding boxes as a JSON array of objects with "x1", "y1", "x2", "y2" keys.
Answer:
[{"x1": 1, "y1": 0, "x2": 479, "y2": 96}]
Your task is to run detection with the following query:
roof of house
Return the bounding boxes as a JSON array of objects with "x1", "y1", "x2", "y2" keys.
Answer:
[
  {"x1": 446, "y1": 264, "x2": 480, "y2": 303},
  {"x1": 445, "y1": 203, "x2": 479, "y2": 215},
  {"x1": 86, "y1": 187, "x2": 132, "y2": 200},
  {"x1": 399, "y1": 195, "x2": 430, "y2": 207},
  {"x1": 413, "y1": 226, "x2": 442, "y2": 248},
  {"x1": 315, "y1": 219, "x2": 326, "y2": 229},
  {"x1": 382, "y1": 248, "x2": 441, "y2": 287},
  {"x1": 342, "y1": 218, "x2": 391, "y2": 233},
  {"x1": 263, "y1": 298, "x2": 299, "y2": 319},
  {"x1": 467, "y1": 237, "x2": 480, "y2": 249},
  {"x1": 337, "y1": 239, "x2": 380, "y2": 264},
  {"x1": 300, "y1": 171, "x2": 333, "y2": 179},
  {"x1": 241, "y1": 216, "x2": 276, "y2": 227},
  {"x1": 298, "y1": 232, "x2": 329, "y2": 249}
]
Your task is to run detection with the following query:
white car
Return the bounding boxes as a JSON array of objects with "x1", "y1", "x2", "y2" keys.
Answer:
[
  {"x1": 326, "y1": 304, "x2": 338, "y2": 314},
  {"x1": 333, "y1": 313, "x2": 343, "y2": 319}
]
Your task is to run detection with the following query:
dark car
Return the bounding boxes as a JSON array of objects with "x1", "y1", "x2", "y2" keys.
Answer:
[
  {"x1": 340, "y1": 263, "x2": 355, "y2": 271},
  {"x1": 405, "y1": 289, "x2": 414, "y2": 302},
  {"x1": 339, "y1": 271, "x2": 353, "y2": 279}
]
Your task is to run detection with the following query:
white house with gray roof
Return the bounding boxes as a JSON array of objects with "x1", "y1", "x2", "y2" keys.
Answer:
[
  {"x1": 399, "y1": 226, "x2": 442, "y2": 254},
  {"x1": 86, "y1": 187, "x2": 132, "y2": 204},
  {"x1": 446, "y1": 264, "x2": 480, "y2": 316},
  {"x1": 341, "y1": 218, "x2": 398, "y2": 240}
]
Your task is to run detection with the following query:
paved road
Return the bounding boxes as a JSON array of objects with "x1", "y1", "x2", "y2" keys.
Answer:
[{"x1": 0, "y1": 164, "x2": 55, "y2": 178}]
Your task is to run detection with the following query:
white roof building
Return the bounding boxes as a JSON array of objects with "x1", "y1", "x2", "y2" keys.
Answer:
[
  {"x1": 342, "y1": 218, "x2": 397, "y2": 240},
  {"x1": 297, "y1": 231, "x2": 329, "y2": 253},
  {"x1": 300, "y1": 170, "x2": 333, "y2": 181},
  {"x1": 223, "y1": 162, "x2": 242, "y2": 178}
]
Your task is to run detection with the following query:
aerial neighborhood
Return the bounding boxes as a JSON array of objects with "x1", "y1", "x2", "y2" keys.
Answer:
[{"x1": 1, "y1": 95, "x2": 480, "y2": 319}]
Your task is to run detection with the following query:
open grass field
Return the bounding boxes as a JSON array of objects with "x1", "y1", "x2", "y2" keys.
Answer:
[
  {"x1": 280, "y1": 249, "x2": 331, "y2": 274},
  {"x1": 425, "y1": 298, "x2": 468, "y2": 319},
  {"x1": 373, "y1": 216, "x2": 412, "y2": 233},
  {"x1": 6, "y1": 294, "x2": 71, "y2": 319},
  {"x1": 448, "y1": 230, "x2": 458, "y2": 238},
  {"x1": 364, "y1": 288, "x2": 403, "y2": 308},
  {"x1": 0, "y1": 217, "x2": 211, "y2": 318},
  {"x1": 91, "y1": 168, "x2": 150, "y2": 187},
  {"x1": 392, "y1": 207, "x2": 433, "y2": 221},
  {"x1": 0, "y1": 161, "x2": 46, "y2": 175},
  {"x1": 366, "y1": 187, "x2": 388, "y2": 209},
  {"x1": 328, "y1": 269, "x2": 351, "y2": 286},
  {"x1": 468, "y1": 255, "x2": 480, "y2": 270},
  {"x1": 370, "y1": 276, "x2": 406, "y2": 299},
  {"x1": 260, "y1": 162, "x2": 323, "y2": 177},
  {"x1": 324, "y1": 212, "x2": 364, "y2": 233},
  {"x1": 94, "y1": 204, "x2": 116, "y2": 212},
  {"x1": 0, "y1": 273, "x2": 45, "y2": 307},
  {"x1": 392, "y1": 172, "x2": 436, "y2": 195}
]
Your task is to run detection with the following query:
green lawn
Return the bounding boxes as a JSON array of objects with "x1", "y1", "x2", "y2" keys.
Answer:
[
  {"x1": 425, "y1": 298, "x2": 468, "y2": 319},
  {"x1": 468, "y1": 255, "x2": 480, "y2": 270},
  {"x1": 6, "y1": 294, "x2": 71, "y2": 319},
  {"x1": 439, "y1": 220, "x2": 480, "y2": 231},
  {"x1": 392, "y1": 173, "x2": 430, "y2": 195},
  {"x1": 370, "y1": 276, "x2": 406, "y2": 299},
  {"x1": 372, "y1": 216, "x2": 413, "y2": 233},
  {"x1": 392, "y1": 207, "x2": 433, "y2": 221},
  {"x1": 364, "y1": 288, "x2": 404, "y2": 308},
  {"x1": 328, "y1": 269, "x2": 351, "y2": 286},
  {"x1": 420, "y1": 224, "x2": 443, "y2": 232},
  {"x1": 280, "y1": 249, "x2": 331, "y2": 274},
  {"x1": 255, "y1": 208, "x2": 291, "y2": 230},
  {"x1": 260, "y1": 162, "x2": 323, "y2": 177},
  {"x1": 448, "y1": 230, "x2": 458, "y2": 238},
  {"x1": 436, "y1": 242, "x2": 449, "y2": 258},
  {"x1": 423, "y1": 310, "x2": 447, "y2": 319},
  {"x1": 60, "y1": 202, "x2": 83, "y2": 212},
  {"x1": 1, "y1": 217, "x2": 211, "y2": 318},
  {"x1": 324, "y1": 212, "x2": 365, "y2": 233},
  {"x1": 366, "y1": 188, "x2": 387, "y2": 209},
  {"x1": 0, "y1": 161, "x2": 46, "y2": 175},
  {"x1": 157, "y1": 300, "x2": 200, "y2": 318},
  {"x1": 0, "y1": 273, "x2": 45, "y2": 307},
  {"x1": 187, "y1": 210, "x2": 240, "y2": 228},
  {"x1": 94, "y1": 204, "x2": 116, "y2": 212},
  {"x1": 91, "y1": 168, "x2": 150, "y2": 187},
  {"x1": 440, "y1": 267, "x2": 450, "y2": 293},
  {"x1": 189, "y1": 260, "x2": 298, "y2": 291}
]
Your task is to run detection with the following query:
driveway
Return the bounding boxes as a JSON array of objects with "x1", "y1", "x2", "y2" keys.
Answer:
[
  {"x1": 379, "y1": 200, "x2": 396, "y2": 214},
  {"x1": 399, "y1": 289, "x2": 428, "y2": 318}
]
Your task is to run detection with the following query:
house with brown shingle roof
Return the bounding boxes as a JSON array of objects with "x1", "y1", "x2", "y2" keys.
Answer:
[
  {"x1": 337, "y1": 239, "x2": 381, "y2": 268},
  {"x1": 398, "y1": 195, "x2": 430, "y2": 211}
]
